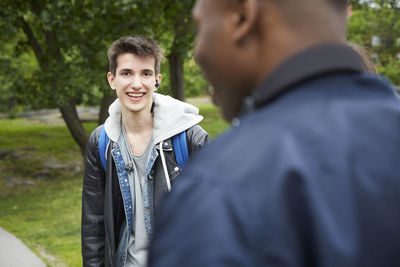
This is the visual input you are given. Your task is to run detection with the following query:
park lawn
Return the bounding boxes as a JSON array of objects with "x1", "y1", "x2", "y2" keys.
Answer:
[{"x1": 0, "y1": 104, "x2": 228, "y2": 267}]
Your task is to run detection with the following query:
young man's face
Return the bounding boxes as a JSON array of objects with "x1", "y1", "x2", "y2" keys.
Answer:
[{"x1": 107, "y1": 53, "x2": 161, "y2": 115}]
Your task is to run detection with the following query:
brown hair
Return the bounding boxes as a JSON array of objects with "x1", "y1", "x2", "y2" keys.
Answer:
[
  {"x1": 107, "y1": 35, "x2": 164, "y2": 76},
  {"x1": 347, "y1": 42, "x2": 377, "y2": 74}
]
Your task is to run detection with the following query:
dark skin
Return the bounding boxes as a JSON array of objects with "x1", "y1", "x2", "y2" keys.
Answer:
[{"x1": 193, "y1": 0, "x2": 348, "y2": 122}]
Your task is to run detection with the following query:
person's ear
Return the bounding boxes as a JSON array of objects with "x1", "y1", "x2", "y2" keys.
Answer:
[
  {"x1": 231, "y1": 0, "x2": 259, "y2": 43},
  {"x1": 107, "y1": 72, "x2": 116, "y2": 90},
  {"x1": 155, "y1": 74, "x2": 162, "y2": 90}
]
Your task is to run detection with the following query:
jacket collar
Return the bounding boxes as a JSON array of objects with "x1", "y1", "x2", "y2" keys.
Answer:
[{"x1": 241, "y1": 43, "x2": 365, "y2": 115}]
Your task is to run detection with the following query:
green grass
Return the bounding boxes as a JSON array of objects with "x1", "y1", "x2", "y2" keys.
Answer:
[
  {"x1": 0, "y1": 105, "x2": 228, "y2": 266},
  {"x1": 0, "y1": 175, "x2": 83, "y2": 266},
  {"x1": 0, "y1": 119, "x2": 96, "y2": 266},
  {"x1": 198, "y1": 104, "x2": 230, "y2": 138}
]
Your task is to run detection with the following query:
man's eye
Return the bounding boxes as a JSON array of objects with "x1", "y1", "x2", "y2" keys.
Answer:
[
  {"x1": 144, "y1": 72, "x2": 151, "y2": 76},
  {"x1": 122, "y1": 72, "x2": 130, "y2": 76}
]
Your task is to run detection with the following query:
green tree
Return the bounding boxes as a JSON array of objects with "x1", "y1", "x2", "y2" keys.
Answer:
[
  {"x1": 0, "y1": 0, "x2": 92, "y2": 153},
  {"x1": 348, "y1": 0, "x2": 400, "y2": 85},
  {"x1": 164, "y1": 0, "x2": 197, "y2": 101},
  {"x1": 0, "y1": 0, "x2": 158, "y2": 153}
]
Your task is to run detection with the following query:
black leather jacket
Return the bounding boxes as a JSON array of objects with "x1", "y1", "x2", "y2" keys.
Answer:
[{"x1": 82, "y1": 124, "x2": 209, "y2": 267}]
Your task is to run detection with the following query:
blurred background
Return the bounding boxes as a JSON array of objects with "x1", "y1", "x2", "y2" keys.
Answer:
[{"x1": 0, "y1": 0, "x2": 398, "y2": 266}]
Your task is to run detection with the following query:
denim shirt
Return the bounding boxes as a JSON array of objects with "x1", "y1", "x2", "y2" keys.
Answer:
[{"x1": 111, "y1": 143, "x2": 158, "y2": 267}]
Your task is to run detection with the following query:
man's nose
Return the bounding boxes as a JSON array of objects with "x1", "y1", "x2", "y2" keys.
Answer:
[{"x1": 130, "y1": 75, "x2": 142, "y2": 89}]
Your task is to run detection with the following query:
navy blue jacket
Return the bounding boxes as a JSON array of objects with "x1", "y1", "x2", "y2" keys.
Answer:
[{"x1": 149, "y1": 44, "x2": 400, "y2": 267}]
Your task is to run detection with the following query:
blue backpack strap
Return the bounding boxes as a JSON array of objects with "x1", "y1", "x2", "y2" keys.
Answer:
[
  {"x1": 99, "y1": 125, "x2": 109, "y2": 171},
  {"x1": 172, "y1": 131, "x2": 189, "y2": 169}
]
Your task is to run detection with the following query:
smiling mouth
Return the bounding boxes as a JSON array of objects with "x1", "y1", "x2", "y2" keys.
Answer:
[{"x1": 127, "y1": 92, "x2": 145, "y2": 100}]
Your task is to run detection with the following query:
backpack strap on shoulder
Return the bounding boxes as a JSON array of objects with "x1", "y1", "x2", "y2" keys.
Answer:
[
  {"x1": 99, "y1": 125, "x2": 109, "y2": 171},
  {"x1": 172, "y1": 131, "x2": 189, "y2": 169}
]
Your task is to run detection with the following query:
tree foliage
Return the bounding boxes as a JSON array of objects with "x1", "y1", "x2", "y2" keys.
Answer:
[{"x1": 348, "y1": 0, "x2": 400, "y2": 85}]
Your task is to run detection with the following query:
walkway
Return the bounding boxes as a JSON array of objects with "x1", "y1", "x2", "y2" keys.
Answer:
[{"x1": 0, "y1": 227, "x2": 46, "y2": 267}]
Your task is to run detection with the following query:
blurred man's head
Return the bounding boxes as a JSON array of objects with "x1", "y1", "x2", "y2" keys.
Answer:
[{"x1": 193, "y1": 0, "x2": 348, "y2": 121}]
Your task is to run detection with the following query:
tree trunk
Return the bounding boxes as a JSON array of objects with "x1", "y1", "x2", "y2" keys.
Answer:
[
  {"x1": 168, "y1": 52, "x2": 185, "y2": 101},
  {"x1": 21, "y1": 7, "x2": 89, "y2": 155},
  {"x1": 98, "y1": 91, "x2": 117, "y2": 125},
  {"x1": 59, "y1": 100, "x2": 89, "y2": 154}
]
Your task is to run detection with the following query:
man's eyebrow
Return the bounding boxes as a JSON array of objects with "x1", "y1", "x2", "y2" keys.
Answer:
[
  {"x1": 118, "y1": 68, "x2": 132, "y2": 73},
  {"x1": 142, "y1": 69, "x2": 154, "y2": 73}
]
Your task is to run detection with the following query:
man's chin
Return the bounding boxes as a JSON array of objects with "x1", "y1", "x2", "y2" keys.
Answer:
[
  {"x1": 219, "y1": 104, "x2": 237, "y2": 123},
  {"x1": 211, "y1": 94, "x2": 236, "y2": 122}
]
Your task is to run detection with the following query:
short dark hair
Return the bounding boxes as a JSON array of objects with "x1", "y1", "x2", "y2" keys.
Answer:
[
  {"x1": 107, "y1": 35, "x2": 164, "y2": 76},
  {"x1": 271, "y1": 0, "x2": 349, "y2": 26},
  {"x1": 329, "y1": 0, "x2": 350, "y2": 10}
]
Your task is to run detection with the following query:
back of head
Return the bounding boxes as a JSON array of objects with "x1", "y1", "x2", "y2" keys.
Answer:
[
  {"x1": 107, "y1": 35, "x2": 164, "y2": 76},
  {"x1": 273, "y1": 0, "x2": 348, "y2": 13},
  {"x1": 270, "y1": 0, "x2": 349, "y2": 40},
  {"x1": 327, "y1": 0, "x2": 349, "y2": 10}
]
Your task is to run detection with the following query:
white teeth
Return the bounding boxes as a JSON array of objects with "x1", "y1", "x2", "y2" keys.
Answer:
[{"x1": 127, "y1": 93, "x2": 144, "y2": 97}]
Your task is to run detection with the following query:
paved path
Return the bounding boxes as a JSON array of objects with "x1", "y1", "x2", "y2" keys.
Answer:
[{"x1": 0, "y1": 227, "x2": 46, "y2": 267}]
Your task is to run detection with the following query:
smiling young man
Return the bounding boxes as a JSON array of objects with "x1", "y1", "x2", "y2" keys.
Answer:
[
  {"x1": 81, "y1": 35, "x2": 209, "y2": 267},
  {"x1": 149, "y1": 0, "x2": 400, "y2": 266}
]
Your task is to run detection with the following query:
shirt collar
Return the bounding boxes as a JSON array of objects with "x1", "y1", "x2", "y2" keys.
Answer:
[{"x1": 240, "y1": 43, "x2": 365, "y2": 115}]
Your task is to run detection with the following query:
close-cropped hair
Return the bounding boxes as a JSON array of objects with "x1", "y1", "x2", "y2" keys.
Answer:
[
  {"x1": 107, "y1": 35, "x2": 164, "y2": 76},
  {"x1": 330, "y1": 0, "x2": 349, "y2": 10},
  {"x1": 272, "y1": 0, "x2": 348, "y2": 11}
]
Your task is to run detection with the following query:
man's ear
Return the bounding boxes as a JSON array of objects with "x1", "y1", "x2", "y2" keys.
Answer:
[
  {"x1": 231, "y1": 0, "x2": 259, "y2": 43},
  {"x1": 155, "y1": 74, "x2": 162, "y2": 90},
  {"x1": 107, "y1": 72, "x2": 116, "y2": 90}
]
